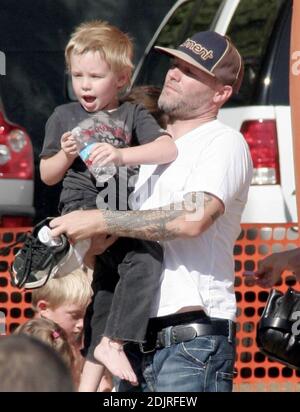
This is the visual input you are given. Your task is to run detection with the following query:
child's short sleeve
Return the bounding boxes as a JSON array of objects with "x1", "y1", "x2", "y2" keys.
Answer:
[
  {"x1": 132, "y1": 104, "x2": 169, "y2": 146},
  {"x1": 40, "y1": 109, "x2": 64, "y2": 158}
]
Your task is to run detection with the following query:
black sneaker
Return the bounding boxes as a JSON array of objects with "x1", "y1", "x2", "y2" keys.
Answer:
[{"x1": 9, "y1": 218, "x2": 73, "y2": 289}]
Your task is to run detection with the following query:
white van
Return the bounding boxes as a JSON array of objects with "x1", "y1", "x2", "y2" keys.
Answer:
[{"x1": 133, "y1": 0, "x2": 294, "y2": 223}]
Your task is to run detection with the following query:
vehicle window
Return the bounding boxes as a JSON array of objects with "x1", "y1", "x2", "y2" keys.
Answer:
[
  {"x1": 134, "y1": 0, "x2": 223, "y2": 87},
  {"x1": 225, "y1": 0, "x2": 283, "y2": 107},
  {"x1": 264, "y1": 0, "x2": 291, "y2": 105}
]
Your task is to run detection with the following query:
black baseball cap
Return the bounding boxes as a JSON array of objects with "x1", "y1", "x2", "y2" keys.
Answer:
[{"x1": 155, "y1": 31, "x2": 244, "y2": 93}]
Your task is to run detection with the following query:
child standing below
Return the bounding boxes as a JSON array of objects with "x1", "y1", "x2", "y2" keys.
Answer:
[
  {"x1": 31, "y1": 269, "x2": 92, "y2": 347},
  {"x1": 39, "y1": 21, "x2": 176, "y2": 389},
  {"x1": 31, "y1": 269, "x2": 93, "y2": 388},
  {"x1": 14, "y1": 318, "x2": 75, "y2": 382}
]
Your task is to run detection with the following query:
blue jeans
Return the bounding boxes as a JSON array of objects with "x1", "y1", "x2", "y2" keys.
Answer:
[{"x1": 118, "y1": 335, "x2": 235, "y2": 392}]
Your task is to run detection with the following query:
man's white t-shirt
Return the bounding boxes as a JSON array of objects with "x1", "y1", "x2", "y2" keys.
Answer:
[{"x1": 132, "y1": 120, "x2": 253, "y2": 321}]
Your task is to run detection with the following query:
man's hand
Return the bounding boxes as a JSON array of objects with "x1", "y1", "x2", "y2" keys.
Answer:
[
  {"x1": 256, "y1": 251, "x2": 288, "y2": 288},
  {"x1": 89, "y1": 143, "x2": 123, "y2": 166},
  {"x1": 256, "y1": 248, "x2": 300, "y2": 288},
  {"x1": 50, "y1": 210, "x2": 107, "y2": 242},
  {"x1": 61, "y1": 131, "x2": 78, "y2": 159}
]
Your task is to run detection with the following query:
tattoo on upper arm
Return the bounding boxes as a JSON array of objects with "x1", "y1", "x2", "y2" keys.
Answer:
[
  {"x1": 204, "y1": 193, "x2": 213, "y2": 205},
  {"x1": 210, "y1": 210, "x2": 222, "y2": 222},
  {"x1": 204, "y1": 193, "x2": 222, "y2": 223}
]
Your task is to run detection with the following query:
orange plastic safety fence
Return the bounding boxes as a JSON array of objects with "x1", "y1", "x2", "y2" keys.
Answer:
[
  {"x1": 1, "y1": 224, "x2": 300, "y2": 390},
  {"x1": 234, "y1": 224, "x2": 300, "y2": 391},
  {"x1": 0, "y1": 228, "x2": 34, "y2": 335}
]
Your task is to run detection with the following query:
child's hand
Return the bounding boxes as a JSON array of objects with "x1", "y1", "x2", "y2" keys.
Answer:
[
  {"x1": 89, "y1": 143, "x2": 123, "y2": 166},
  {"x1": 83, "y1": 234, "x2": 118, "y2": 269},
  {"x1": 61, "y1": 131, "x2": 78, "y2": 159},
  {"x1": 88, "y1": 234, "x2": 118, "y2": 255}
]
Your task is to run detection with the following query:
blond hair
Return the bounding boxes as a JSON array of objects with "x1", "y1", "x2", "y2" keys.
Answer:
[
  {"x1": 31, "y1": 269, "x2": 92, "y2": 311},
  {"x1": 14, "y1": 318, "x2": 74, "y2": 370},
  {"x1": 65, "y1": 20, "x2": 134, "y2": 84}
]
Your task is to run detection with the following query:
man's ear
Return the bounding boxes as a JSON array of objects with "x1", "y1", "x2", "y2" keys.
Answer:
[
  {"x1": 213, "y1": 85, "x2": 232, "y2": 106},
  {"x1": 36, "y1": 300, "x2": 50, "y2": 316}
]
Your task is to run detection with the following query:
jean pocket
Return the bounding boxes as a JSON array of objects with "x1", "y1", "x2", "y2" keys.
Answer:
[{"x1": 181, "y1": 336, "x2": 215, "y2": 367}]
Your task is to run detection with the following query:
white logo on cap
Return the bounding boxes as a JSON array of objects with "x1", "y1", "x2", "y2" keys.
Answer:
[{"x1": 181, "y1": 39, "x2": 214, "y2": 61}]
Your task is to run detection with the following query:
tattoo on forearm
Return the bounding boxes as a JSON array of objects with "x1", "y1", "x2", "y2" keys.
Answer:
[
  {"x1": 102, "y1": 208, "x2": 182, "y2": 241},
  {"x1": 101, "y1": 191, "x2": 218, "y2": 241},
  {"x1": 102, "y1": 191, "x2": 204, "y2": 241}
]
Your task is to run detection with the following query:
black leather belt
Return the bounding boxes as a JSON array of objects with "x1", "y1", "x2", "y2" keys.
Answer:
[{"x1": 139, "y1": 319, "x2": 236, "y2": 354}]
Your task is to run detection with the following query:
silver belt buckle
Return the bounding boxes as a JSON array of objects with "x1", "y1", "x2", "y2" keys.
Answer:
[
  {"x1": 172, "y1": 323, "x2": 199, "y2": 343},
  {"x1": 158, "y1": 326, "x2": 172, "y2": 348}
]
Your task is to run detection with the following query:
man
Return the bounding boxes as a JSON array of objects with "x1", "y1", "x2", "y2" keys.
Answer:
[{"x1": 50, "y1": 31, "x2": 253, "y2": 392}]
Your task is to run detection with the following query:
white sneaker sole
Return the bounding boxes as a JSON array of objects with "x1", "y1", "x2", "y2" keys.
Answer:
[{"x1": 22, "y1": 238, "x2": 91, "y2": 289}]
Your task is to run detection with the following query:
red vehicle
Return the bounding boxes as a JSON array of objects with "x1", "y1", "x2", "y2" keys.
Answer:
[{"x1": 0, "y1": 104, "x2": 34, "y2": 227}]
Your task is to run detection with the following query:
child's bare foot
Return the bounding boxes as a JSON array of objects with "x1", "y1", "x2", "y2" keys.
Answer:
[{"x1": 94, "y1": 337, "x2": 138, "y2": 386}]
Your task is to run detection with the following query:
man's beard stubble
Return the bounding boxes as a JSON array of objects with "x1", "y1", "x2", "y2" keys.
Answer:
[
  {"x1": 158, "y1": 84, "x2": 217, "y2": 122},
  {"x1": 158, "y1": 84, "x2": 205, "y2": 121},
  {"x1": 158, "y1": 87, "x2": 187, "y2": 120}
]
